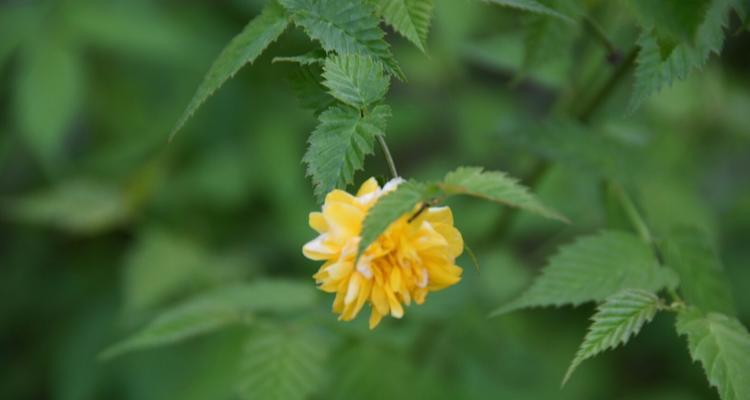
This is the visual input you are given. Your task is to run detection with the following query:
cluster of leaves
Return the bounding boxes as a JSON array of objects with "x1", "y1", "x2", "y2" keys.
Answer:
[{"x1": 89, "y1": 0, "x2": 750, "y2": 399}]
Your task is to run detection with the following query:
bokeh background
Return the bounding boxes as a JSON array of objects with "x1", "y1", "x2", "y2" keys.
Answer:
[{"x1": 1, "y1": 0, "x2": 749, "y2": 399}]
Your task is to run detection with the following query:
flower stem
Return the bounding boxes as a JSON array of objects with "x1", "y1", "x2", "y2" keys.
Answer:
[{"x1": 377, "y1": 134, "x2": 399, "y2": 179}]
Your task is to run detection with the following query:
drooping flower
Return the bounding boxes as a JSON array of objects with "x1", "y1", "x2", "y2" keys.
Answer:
[{"x1": 303, "y1": 177, "x2": 464, "y2": 329}]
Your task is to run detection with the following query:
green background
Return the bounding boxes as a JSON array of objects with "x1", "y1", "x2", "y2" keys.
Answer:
[{"x1": 1, "y1": 0, "x2": 749, "y2": 399}]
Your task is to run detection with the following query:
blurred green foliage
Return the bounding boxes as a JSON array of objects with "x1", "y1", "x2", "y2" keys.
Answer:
[{"x1": 1, "y1": 0, "x2": 750, "y2": 399}]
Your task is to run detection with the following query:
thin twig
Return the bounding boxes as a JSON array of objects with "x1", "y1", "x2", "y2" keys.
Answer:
[{"x1": 376, "y1": 135, "x2": 399, "y2": 180}]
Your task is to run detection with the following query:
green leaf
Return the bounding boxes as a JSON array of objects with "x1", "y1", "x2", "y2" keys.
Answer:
[
  {"x1": 15, "y1": 36, "x2": 83, "y2": 168},
  {"x1": 676, "y1": 308, "x2": 750, "y2": 400},
  {"x1": 322, "y1": 54, "x2": 389, "y2": 108},
  {"x1": 630, "y1": 0, "x2": 735, "y2": 110},
  {"x1": 357, "y1": 166, "x2": 565, "y2": 259},
  {"x1": 100, "y1": 280, "x2": 315, "y2": 360},
  {"x1": 483, "y1": 0, "x2": 574, "y2": 23},
  {"x1": 625, "y1": 0, "x2": 711, "y2": 42},
  {"x1": 3, "y1": 179, "x2": 128, "y2": 234},
  {"x1": 660, "y1": 226, "x2": 735, "y2": 315},
  {"x1": 440, "y1": 166, "x2": 567, "y2": 222},
  {"x1": 357, "y1": 181, "x2": 434, "y2": 257},
  {"x1": 123, "y1": 229, "x2": 246, "y2": 314},
  {"x1": 303, "y1": 104, "x2": 391, "y2": 200},
  {"x1": 288, "y1": 65, "x2": 337, "y2": 115},
  {"x1": 491, "y1": 231, "x2": 678, "y2": 316},
  {"x1": 563, "y1": 289, "x2": 663, "y2": 384},
  {"x1": 170, "y1": 2, "x2": 289, "y2": 139},
  {"x1": 376, "y1": 0, "x2": 434, "y2": 52},
  {"x1": 278, "y1": 0, "x2": 404, "y2": 79},
  {"x1": 238, "y1": 325, "x2": 329, "y2": 400}
]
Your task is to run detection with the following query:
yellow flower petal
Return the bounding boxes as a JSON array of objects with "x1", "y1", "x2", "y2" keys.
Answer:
[{"x1": 303, "y1": 177, "x2": 464, "y2": 328}]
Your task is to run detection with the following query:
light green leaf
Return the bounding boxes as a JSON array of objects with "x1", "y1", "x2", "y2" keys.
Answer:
[
  {"x1": 440, "y1": 166, "x2": 567, "y2": 222},
  {"x1": 123, "y1": 229, "x2": 247, "y2": 314},
  {"x1": 322, "y1": 54, "x2": 389, "y2": 108},
  {"x1": 303, "y1": 104, "x2": 391, "y2": 200},
  {"x1": 288, "y1": 64, "x2": 337, "y2": 115},
  {"x1": 238, "y1": 325, "x2": 329, "y2": 400},
  {"x1": 563, "y1": 289, "x2": 663, "y2": 384},
  {"x1": 170, "y1": 2, "x2": 289, "y2": 139},
  {"x1": 376, "y1": 0, "x2": 434, "y2": 52},
  {"x1": 630, "y1": 0, "x2": 735, "y2": 110},
  {"x1": 3, "y1": 180, "x2": 128, "y2": 234},
  {"x1": 100, "y1": 280, "x2": 315, "y2": 360},
  {"x1": 491, "y1": 231, "x2": 678, "y2": 316},
  {"x1": 676, "y1": 308, "x2": 750, "y2": 400},
  {"x1": 482, "y1": 0, "x2": 574, "y2": 23},
  {"x1": 279, "y1": 0, "x2": 404, "y2": 79},
  {"x1": 15, "y1": 36, "x2": 83, "y2": 167},
  {"x1": 660, "y1": 226, "x2": 735, "y2": 315},
  {"x1": 357, "y1": 181, "x2": 435, "y2": 257}
]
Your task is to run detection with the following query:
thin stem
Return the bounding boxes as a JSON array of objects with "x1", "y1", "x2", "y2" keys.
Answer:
[
  {"x1": 578, "y1": 46, "x2": 638, "y2": 123},
  {"x1": 610, "y1": 182, "x2": 653, "y2": 245},
  {"x1": 583, "y1": 16, "x2": 619, "y2": 61},
  {"x1": 490, "y1": 46, "x2": 639, "y2": 242},
  {"x1": 377, "y1": 135, "x2": 399, "y2": 179}
]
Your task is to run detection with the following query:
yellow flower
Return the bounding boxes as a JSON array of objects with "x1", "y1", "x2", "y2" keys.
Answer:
[{"x1": 303, "y1": 177, "x2": 464, "y2": 329}]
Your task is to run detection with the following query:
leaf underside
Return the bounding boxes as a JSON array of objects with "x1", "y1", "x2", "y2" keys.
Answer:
[{"x1": 676, "y1": 308, "x2": 750, "y2": 400}]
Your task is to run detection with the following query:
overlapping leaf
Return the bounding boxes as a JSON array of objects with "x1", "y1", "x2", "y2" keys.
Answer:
[
  {"x1": 170, "y1": 2, "x2": 289, "y2": 139},
  {"x1": 357, "y1": 166, "x2": 564, "y2": 258},
  {"x1": 322, "y1": 54, "x2": 389, "y2": 108},
  {"x1": 100, "y1": 280, "x2": 315, "y2": 359},
  {"x1": 288, "y1": 65, "x2": 336, "y2": 114},
  {"x1": 303, "y1": 105, "x2": 391, "y2": 200},
  {"x1": 491, "y1": 231, "x2": 678, "y2": 316},
  {"x1": 279, "y1": 0, "x2": 404, "y2": 79},
  {"x1": 358, "y1": 181, "x2": 434, "y2": 256},
  {"x1": 564, "y1": 289, "x2": 663, "y2": 384},
  {"x1": 376, "y1": 0, "x2": 434, "y2": 52},
  {"x1": 676, "y1": 308, "x2": 750, "y2": 400},
  {"x1": 630, "y1": 0, "x2": 735, "y2": 110}
]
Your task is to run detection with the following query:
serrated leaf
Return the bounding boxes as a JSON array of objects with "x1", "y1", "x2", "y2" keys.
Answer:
[
  {"x1": 440, "y1": 166, "x2": 567, "y2": 222},
  {"x1": 288, "y1": 64, "x2": 337, "y2": 115},
  {"x1": 563, "y1": 289, "x2": 663, "y2": 384},
  {"x1": 357, "y1": 181, "x2": 434, "y2": 256},
  {"x1": 491, "y1": 231, "x2": 678, "y2": 316},
  {"x1": 100, "y1": 280, "x2": 315, "y2": 360},
  {"x1": 676, "y1": 308, "x2": 750, "y2": 400},
  {"x1": 376, "y1": 0, "x2": 434, "y2": 52},
  {"x1": 322, "y1": 54, "x2": 389, "y2": 108},
  {"x1": 661, "y1": 226, "x2": 735, "y2": 315},
  {"x1": 630, "y1": 0, "x2": 734, "y2": 110},
  {"x1": 625, "y1": 0, "x2": 711, "y2": 42},
  {"x1": 483, "y1": 0, "x2": 574, "y2": 23},
  {"x1": 279, "y1": 0, "x2": 404, "y2": 79},
  {"x1": 238, "y1": 325, "x2": 329, "y2": 400},
  {"x1": 170, "y1": 2, "x2": 289, "y2": 139},
  {"x1": 304, "y1": 105, "x2": 391, "y2": 200}
]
